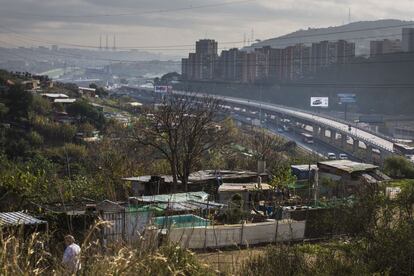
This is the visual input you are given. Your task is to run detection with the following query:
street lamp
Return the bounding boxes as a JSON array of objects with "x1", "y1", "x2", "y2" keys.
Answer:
[{"x1": 354, "y1": 119, "x2": 360, "y2": 137}]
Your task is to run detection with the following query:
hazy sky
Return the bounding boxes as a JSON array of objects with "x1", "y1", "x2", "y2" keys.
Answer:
[{"x1": 0, "y1": 0, "x2": 413, "y2": 55}]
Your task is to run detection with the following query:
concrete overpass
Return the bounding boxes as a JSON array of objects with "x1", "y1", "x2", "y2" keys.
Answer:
[{"x1": 172, "y1": 91, "x2": 396, "y2": 164}]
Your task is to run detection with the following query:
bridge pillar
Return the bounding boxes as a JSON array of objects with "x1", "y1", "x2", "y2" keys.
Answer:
[
  {"x1": 330, "y1": 130, "x2": 336, "y2": 144},
  {"x1": 340, "y1": 134, "x2": 347, "y2": 148},
  {"x1": 379, "y1": 150, "x2": 388, "y2": 164},
  {"x1": 366, "y1": 145, "x2": 373, "y2": 164},
  {"x1": 353, "y1": 139, "x2": 359, "y2": 152},
  {"x1": 312, "y1": 125, "x2": 319, "y2": 136},
  {"x1": 320, "y1": 127, "x2": 326, "y2": 139}
]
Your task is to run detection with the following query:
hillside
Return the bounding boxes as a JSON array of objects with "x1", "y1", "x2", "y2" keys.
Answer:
[{"x1": 245, "y1": 19, "x2": 414, "y2": 55}]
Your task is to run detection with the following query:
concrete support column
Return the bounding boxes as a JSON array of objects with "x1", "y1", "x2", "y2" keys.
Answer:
[
  {"x1": 312, "y1": 125, "x2": 319, "y2": 136},
  {"x1": 366, "y1": 145, "x2": 373, "y2": 164},
  {"x1": 320, "y1": 127, "x2": 326, "y2": 139},
  {"x1": 353, "y1": 139, "x2": 359, "y2": 152},
  {"x1": 379, "y1": 150, "x2": 388, "y2": 165},
  {"x1": 330, "y1": 130, "x2": 336, "y2": 144},
  {"x1": 340, "y1": 134, "x2": 347, "y2": 148}
]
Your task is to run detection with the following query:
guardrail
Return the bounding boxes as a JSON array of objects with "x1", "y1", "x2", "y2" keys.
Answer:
[{"x1": 172, "y1": 90, "x2": 395, "y2": 154}]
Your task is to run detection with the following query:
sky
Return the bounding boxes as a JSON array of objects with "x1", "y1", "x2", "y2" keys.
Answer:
[{"x1": 0, "y1": 0, "x2": 413, "y2": 55}]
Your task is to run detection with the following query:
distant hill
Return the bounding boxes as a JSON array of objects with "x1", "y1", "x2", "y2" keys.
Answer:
[{"x1": 245, "y1": 19, "x2": 414, "y2": 55}]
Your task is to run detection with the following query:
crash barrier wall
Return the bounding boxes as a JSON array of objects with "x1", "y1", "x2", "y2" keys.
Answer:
[{"x1": 164, "y1": 219, "x2": 305, "y2": 249}]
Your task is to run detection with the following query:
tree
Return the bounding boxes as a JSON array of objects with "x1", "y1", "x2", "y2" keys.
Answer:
[
  {"x1": 0, "y1": 103, "x2": 9, "y2": 121},
  {"x1": 384, "y1": 156, "x2": 414, "y2": 178},
  {"x1": 270, "y1": 166, "x2": 297, "y2": 190},
  {"x1": 30, "y1": 95, "x2": 52, "y2": 116},
  {"x1": 249, "y1": 128, "x2": 285, "y2": 162},
  {"x1": 1, "y1": 85, "x2": 33, "y2": 121},
  {"x1": 66, "y1": 100, "x2": 105, "y2": 129},
  {"x1": 131, "y1": 94, "x2": 230, "y2": 192}
]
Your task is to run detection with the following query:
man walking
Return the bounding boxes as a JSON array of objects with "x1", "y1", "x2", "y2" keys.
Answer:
[{"x1": 62, "y1": 235, "x2": 81, "y2": 275}]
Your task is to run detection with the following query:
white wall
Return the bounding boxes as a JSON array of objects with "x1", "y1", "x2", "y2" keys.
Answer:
[{"x1": 165, "y1": 219, "x2": 305, "y2": 249}]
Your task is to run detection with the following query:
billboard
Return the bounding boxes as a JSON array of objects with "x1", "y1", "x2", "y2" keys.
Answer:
[
  {"x1": 338, "y1": 93, "x2": 356, "y2": 103},
  {"x1": 154, "y1": 85, "x2": 172, "y2": 93},
  {"x1": 310, "y1": 97, "x2": 329, "y2": 107},
  {"x1": 359, "y1": 115, "x2": 384, "y2": 124}
]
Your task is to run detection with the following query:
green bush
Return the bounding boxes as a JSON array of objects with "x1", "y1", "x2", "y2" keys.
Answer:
[{"x1": 384, "y1": 156, "x2": 414, "y2": 178}]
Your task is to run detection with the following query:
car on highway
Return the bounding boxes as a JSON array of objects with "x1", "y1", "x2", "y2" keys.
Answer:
[
  {"x1": 327, "y1": 152, "x2": 337, "y2": 160},
  {"x1": 339, "y1": 153, "x2": 348, "y2": 160}
]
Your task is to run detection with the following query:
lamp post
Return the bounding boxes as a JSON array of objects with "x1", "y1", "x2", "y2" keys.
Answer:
[{"x1": 354, "y1": 119, "x2": 360, "y2": 137}]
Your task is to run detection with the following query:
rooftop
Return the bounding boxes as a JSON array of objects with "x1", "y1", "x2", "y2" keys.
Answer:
[
  {"x1": 131, "y1": 191, "x2": 210, "y2": 203},
  {"x1": 122, "y1": 170, "x2": 263, "y2": 184},
  {"x1": 54, "y1": 98, "x2": 77, "y2": 103},
  {"x1": 129, "y1": 102, "x2": 143, "y2": 107},
  {"x1": 78, "y1": 86, "x2": 96, "y2": 92},
  {"x1": 291, "y1": 164, "x2": 318, "y2": 171},
  {"x1": 41, "y1": 93, "x2": 68, "y2": 98},
  {"x1": 0, "y1": 211, "x2": 47, "y2": 227},
  {"x1": 318, "y1": 160, "x2": 378, "y2": 173},
  {"x1": 218, "y1": 183, "x2": 272, "y2": 192}
]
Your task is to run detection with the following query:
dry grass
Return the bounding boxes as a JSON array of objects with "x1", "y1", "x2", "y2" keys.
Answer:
[
  {"x1": 0, "y1": 220, "x2": 215, "y2": 276},
  {"x1": 196, "y1": 247, "x2": 266, "y2": 275}
]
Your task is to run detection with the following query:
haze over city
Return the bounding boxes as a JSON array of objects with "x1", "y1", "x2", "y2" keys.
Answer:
[
  {"x1": 0, "y1": 0, "x2": 414, "y2": 53},
  {"x1": 1, "y1": 1, "x2": 414, "y2": 275}
]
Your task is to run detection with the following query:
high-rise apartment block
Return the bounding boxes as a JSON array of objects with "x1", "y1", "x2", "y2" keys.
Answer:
[
  {"x1": 182, "y1": 39, "x2": 356, "y2": 83},
  {"x1": 370, "y1": 39, "x2": 402, "y2": 57},
  {"x1": 182, "y1": 39, "x2": 218, "y2": 81},
  {"x1": 402, "y1": 28, "x2": 414, "y2": 52}
]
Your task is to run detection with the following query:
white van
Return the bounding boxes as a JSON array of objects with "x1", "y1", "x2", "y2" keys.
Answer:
[
  {"x1": 339, "y1": 153, "x2": 348, "y2": 160},
  {"x1": 327, "y1": 153, "x2": 337, "y2": 160}
]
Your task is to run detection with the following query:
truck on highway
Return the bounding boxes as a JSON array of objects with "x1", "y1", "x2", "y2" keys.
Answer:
[{"x1": 301, "y1": 133, "x2": 314, "y2": 144}]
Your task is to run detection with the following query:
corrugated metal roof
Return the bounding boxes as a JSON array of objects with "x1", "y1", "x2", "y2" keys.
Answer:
[
  {"x1": 0, "y1": 212, "x2": 46, "y2": 226},
  {"x1": 318, "y1": 160, "x2": 378, "y2": 173},
  {"x1": 218, "y1": 183, "x2": 272, "y2": 192},
  {"x1": 132, "y1": 191, "x2": 209, "y2": 203}
]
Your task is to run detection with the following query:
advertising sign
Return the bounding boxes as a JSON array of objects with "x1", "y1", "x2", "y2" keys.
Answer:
[
  {"x1": 338, "y1": 93, "x2": 356, "y2": 103},
  {"x1": 310, "y1": 97, "x2": 329, "y2": 107},
  {"x1": 154, "y1": 85, "x2": 172, "y2": 93},
  {"x1": 359, "y1": 115, "x2": 384, "y2": 124}
]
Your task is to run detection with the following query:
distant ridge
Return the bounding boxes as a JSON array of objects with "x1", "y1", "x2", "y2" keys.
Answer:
[{"x1": 245, "y1": 19, "x2": 414, "y2": 55}]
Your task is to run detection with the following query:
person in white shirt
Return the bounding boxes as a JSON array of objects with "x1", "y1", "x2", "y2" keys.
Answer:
[{"x1": 62, "y1": 235, "x2": 81, "y2": 274}]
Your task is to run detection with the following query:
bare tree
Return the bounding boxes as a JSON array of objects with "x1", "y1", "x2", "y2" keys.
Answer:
[
  {"x1": 131, "y1": 94, "x2": 230, "y2": 192},
  {"x1": 249, "y1": 128, "x2": 285, "y2": 162}
]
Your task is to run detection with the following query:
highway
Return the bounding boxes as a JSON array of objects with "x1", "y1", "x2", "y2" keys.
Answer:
[
  {"x1": 234, "y1": 114, "x2": 360, "y2": 161},
  {"x1": 173, "y1": 91, "x2": 395, "y2": 153},
  {"x1": 121, "y1": 86, "x2": 395, "y2": 158}
]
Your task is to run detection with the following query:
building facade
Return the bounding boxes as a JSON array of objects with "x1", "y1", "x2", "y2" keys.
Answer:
[
  {"x1": 182, "y1": 39, "x2": 356, "y2": 83},
  {"x1": 370, "y1": 39, "x2": 402, "y2": 57}
]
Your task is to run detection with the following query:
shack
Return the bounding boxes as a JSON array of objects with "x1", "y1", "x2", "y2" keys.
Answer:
[
  {"x1": 0, "y1": 211, "x2": 48, "y2": 234},
  {"x1": 317, "y1": 160, "x2": 390, "y2": 197},
  {"x1": 218, "y1": 182, "x2": 273, "y2": 209},
  {"x1": 123, "y1": 170, "x2": 268, "y2": 197}
]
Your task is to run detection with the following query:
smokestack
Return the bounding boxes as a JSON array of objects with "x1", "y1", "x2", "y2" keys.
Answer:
[
  {"x1": 99, "y1": 34, "x2": 102, "y2": 50},
  {"x1": 113, "y1": 34, "x2": 116, "y2": 51},
  {"x1": 105, "y1": 34, "x2": 108, "y2": 50}
]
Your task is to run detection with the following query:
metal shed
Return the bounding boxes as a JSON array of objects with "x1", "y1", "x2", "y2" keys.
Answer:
[{"x1": 0, "y1": 211, "x2": 47, "y2": 227}]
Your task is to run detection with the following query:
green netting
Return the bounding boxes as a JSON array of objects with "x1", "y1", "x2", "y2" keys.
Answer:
[
  {"x1": 128, "y1": 205, "x2": 165, "y2": 216},
  {"x1": 153, "y1": 214, "x2": 210, "y2": 229}
]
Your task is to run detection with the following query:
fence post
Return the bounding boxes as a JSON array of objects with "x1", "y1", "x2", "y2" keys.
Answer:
[
  {"x1": 274, "y1": 219, "x2": 279, "y2": 243},
  {"x1": 240, "y1": 221, "x2": 245, "y2": 246}
]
